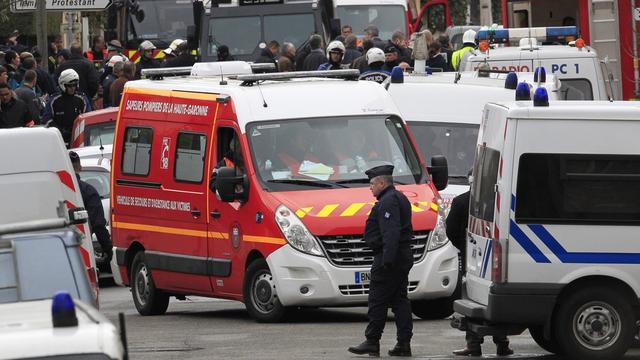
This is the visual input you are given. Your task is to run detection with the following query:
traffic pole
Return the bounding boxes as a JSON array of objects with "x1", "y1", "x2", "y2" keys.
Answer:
[{"x1": 36, "y1": 0, "x2": 48, "y2": 69}]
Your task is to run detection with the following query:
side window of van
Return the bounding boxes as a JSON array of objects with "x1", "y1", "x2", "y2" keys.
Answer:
[
  {"x1": 175, "y1": 132, "x2": 207, "y2": 183},
  {"x1": 122, "y1": 127, "x2": 153, "y2": 176},
  {"x1": 559, "y1": 79, "x2": 594, "y2": 100},
  {"x1": 516, "y1": 154, "x2": 640, "y2": 225}
]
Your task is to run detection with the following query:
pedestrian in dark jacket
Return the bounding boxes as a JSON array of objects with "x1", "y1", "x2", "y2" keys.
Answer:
[
  {"x1": 102, "y1": 57, "x2": 124, "y2": 108},
  {"x1": 0, "y1": 82, "x2": 33, "y2": 128},
  {"x1": 277, "y1": 42, "x2": 296, "y2": 72},
  {"x1": 163, "y1": 42, "x2": 196, "y2": 68},
  {"x1": 110, "y1": 61, "x2": 135, "y2": 107},
  {"x1": 348, "y1": 165, "x2": 414, "y2": 357},
  {"x1": 426, "y1": 41, "x2": 450, "y2": 71},
  {"x1": 4, "y1": 50, "x2": 21, "y2": 89},
  {"x1": 351, "y1": 39, "x2": 374, "y2": 73},
  {"x1": 295, "y1": 41, "x2": 311, "y2": 71},
  {"x1": 342, "y1": 35, "x2": 361, "y2": 65},
  {"x1": 302, "y1": 35, "x2": 326, "y2": 71},
  {"x1": 135, "y1": 40, "x2": 160, "y2": 79},
  {"x1": 26, "y1": 51, "x2": 56, "y2": 96},
  {"x1": 391, "y1": 31, "x2": 413, "y2": 66},
  {"x1": 69, "y1": 151, "x2": 113, "y2": 262},
  {"x1": 54, "y1": 44, "x2": 99, "y2": 99},
  {"x1": 255, "y1": 40, "x2": 280, "y2": 71},
  {"x1": 14, "y1": 70, "x2": 41, "y2": 123},
  {"x1": 363, "y1": 25, "x2": 386, "y2": 50},
  {"x1": 43, "y1": 69, "x2": 91, "y2": 145},
  {"x1": 438, "y1": 34, "x2": 454, "y2": 71}
]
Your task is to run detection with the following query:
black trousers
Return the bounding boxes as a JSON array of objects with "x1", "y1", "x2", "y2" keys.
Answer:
[
  {"x1": 93, "y1": 225, "x2": 112, "y2": 253},
  {"x1": 365, "y1": 248, "x2": 413, "y2": 343}
]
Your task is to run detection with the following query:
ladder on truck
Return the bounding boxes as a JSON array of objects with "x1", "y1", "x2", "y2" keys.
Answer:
[{"x1": 589, "y1": 0, "x2": 622, "y2": 99}]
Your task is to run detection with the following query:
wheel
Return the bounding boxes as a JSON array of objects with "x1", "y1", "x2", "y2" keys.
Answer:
[
  {"x1": 243, "y1": 259, "x2": 287, "y2": 323},
  {"x1": 130, "y1": 252, "x2": 170, "y2": 316},
  {"x1": 553, "y1": 286, "x2": 635, "y2": 360},
  {"x1": 411, "y1": 296, "x2": 454, "y2": 320},
  {"x1": 529, "y1": 325, "x2": 561, "y2": 354}
]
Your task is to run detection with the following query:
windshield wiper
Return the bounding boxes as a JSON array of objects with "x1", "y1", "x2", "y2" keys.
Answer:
[
  {"x1": 267, "y1": 179, "x2": 347, "y2": 188},
  {"x1": 335, "y1": 178, "x2": 408, "y2": 185}
]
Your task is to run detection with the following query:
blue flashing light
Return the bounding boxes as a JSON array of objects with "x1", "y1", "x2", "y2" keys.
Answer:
[
  {"x1": 534, "y1": 67, "x2": 546, "y2": 83},
  {"x1": 477, "y1": 29, "x2": 510, "y2": 42},
  {"x1": 390, "y1": 66, "x2": 404, "y2": 83},
  {"x1": 533, "y1": 87, "x2": 549, "y2": 107},
  {"x1": 546, "y1": 26, "x2": 578, "y2": 38},
  {"x1": 51, "y1": 291, "x2": 78, "y2": 328},
  {"x1": 505, "y1": 72, "x2": 518, "y2": 89},
  {"x1": 515, "y1": 82, "x2": 531, "y2": 101},
  {"x1": 425, "y1": 66, "x2": 433, "y2": 75}
]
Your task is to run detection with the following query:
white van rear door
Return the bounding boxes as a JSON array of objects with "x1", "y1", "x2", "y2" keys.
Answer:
[{"x1": 0, "y1": 172, "x2": 65, "y2": 224}]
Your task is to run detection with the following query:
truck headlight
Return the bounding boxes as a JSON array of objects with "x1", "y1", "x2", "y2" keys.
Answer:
[
  {"x1": 275, "y1": 205, "x2": 324, "y2": 257},
  {"x1": 427, "y1": 200, "x2": 449, "y2": 251}
]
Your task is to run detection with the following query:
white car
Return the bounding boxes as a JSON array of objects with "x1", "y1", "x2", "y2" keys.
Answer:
[{"x1": 0, "y1": 294, "x2": 125, "y2": 360}]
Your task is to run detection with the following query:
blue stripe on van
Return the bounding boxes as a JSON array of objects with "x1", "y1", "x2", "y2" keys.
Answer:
[
  {"x1": 511, "y1": 194, "x2": 516, "y2": 212},
  {"x1": 481, "y1": 240, "x2": 493, "y2": 278},
  {"x1": 509, "y1": 220, "x2": 551, "y2": 263},
  {"x1": 528, "y1": 224, "x2": 640, "y2": 264}
]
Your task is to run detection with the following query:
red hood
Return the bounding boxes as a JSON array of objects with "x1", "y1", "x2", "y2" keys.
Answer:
[{"x1": 269, "y1": 185, "x2": 439, "y2": 236}]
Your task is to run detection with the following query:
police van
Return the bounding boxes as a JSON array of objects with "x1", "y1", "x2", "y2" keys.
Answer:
[
  {"x1": 452, "y1": 94, "x2": 640, "y2": 360},
  {"x1": 0, "y1": 128, "x2": 98, "y2": 303},
  {"x1": 463, "y1": 26, "x2": 613, "y2": 101},
  {"x1": 111, "y1": 62, "x2": 460, "y2": 322},
  {"x1": 387, "y1": 69, "x2": 560, "y2": 205}
]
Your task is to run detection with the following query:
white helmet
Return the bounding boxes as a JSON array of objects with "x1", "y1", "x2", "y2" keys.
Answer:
[
  {"x1": 326, "y1": 40, "x2": 345, "y2": 54},
  {"x1": 58, "y1": 69, "x2": 79, "y2": 91},
  {"x1": 462, "y1": 29, "x2": 477, "y2": 45},
  {"x1": 107, "y1": 55, "x2": 124, "y2": 67},
  {"x1": 139, "y1": 40, "x2": 156, "y2": 51},
  {"x1": 366, "y1": 47, "x2": 385, "y2": 65}
]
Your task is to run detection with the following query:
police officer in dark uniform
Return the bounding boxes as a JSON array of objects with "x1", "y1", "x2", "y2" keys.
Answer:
[
  {"x1": 69, "y1": 151, "x2": 113, "y2": 264},
  {"x1": 348, "y1": 164, "x2": 414, "y2": 357}
]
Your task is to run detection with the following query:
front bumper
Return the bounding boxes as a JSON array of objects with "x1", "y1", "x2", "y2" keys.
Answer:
[{"x1": 267, "y1": 242, "x2": 459, "y2": 307}]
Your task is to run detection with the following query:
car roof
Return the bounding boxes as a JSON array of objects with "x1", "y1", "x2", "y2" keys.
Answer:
[
  {"x1": 0, "y1": 299, "x2": 120, "y2": 359},
  {"x1": 124, "y1": 77, "x2": 401, "y2": 132},
  {"x1": 72, "y1": 144, "x2": 113, "y2": 160},
  {"x1": 467, "y1": 44, "x2": 599, "y2": 61},
  {"x1": 488, "y1": 101, "x2": 640, "y2": 120}
]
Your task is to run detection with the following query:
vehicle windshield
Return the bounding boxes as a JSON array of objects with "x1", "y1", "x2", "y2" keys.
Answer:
[
  {"x1": 208, "y1": 13, "x2": 316, "y2": 57},
  {"x1": 335, "y1": 5, "x2": 406, "y2": 40},
  {"x1": 131, "y1": 0, "x2": 193, "y2": 43},
  {"x1": 246, "y1": 116, "x2": 424, "y2": 191},
  {"x1": 85, "y1": 123, "x2": 115, "y2": 147},
  {"x1": 79, "y1": 170, "x2": 110, "y2": 199},
  {"x1": 408, "y1": 122, "x2": 478, "y2": 184}
]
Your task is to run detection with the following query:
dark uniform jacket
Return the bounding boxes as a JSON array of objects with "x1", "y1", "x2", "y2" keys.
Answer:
[
  {"x1": 135, "y1": 57, "x2": 160, "y2": 80},
  {"x1": 42, "y1": 92, "x2": 91, "y2": 144},
  {"x1": 54, "y1": 54, "x2": 99, "y2": 98},
  {"x1": 364, "y1": 185, "x2": 413, "y2": 267},
  {"x1": 302, "y1": 49, "x2": 327, "y2": 71},
  {"x1": 0, "y1": 97, "x2": 32, "y2": 128},
  {"x1": 77, "y1": 174, "x2": 107, "y2": 228},
  {"x1": 445, "y1": 190, "x2": 470, "y2": 251},
  {"x1": 163, "y1": 53, "x2": 196, "y2": 68}
]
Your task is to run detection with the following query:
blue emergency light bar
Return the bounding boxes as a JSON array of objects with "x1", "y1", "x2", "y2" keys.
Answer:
[{"x1": 477, "y1": 26, "x2": 578, "y2": 44}]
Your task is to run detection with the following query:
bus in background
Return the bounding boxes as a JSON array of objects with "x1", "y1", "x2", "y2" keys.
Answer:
[{"x1": 334, "y1": 0, "x2": 409, "y2": 40}]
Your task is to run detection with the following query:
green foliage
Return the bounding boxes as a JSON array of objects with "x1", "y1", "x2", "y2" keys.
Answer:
[{"x1": 449, "y1": 0, "x2": 469, "y2": 25}]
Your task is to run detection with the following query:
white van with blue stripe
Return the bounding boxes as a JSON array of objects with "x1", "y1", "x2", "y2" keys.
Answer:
[{"x1": 452, "y1": 96, "x2": 640, "y2": 360}]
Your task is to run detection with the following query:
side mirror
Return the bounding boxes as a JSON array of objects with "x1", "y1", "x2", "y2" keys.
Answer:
[
  {"x1": 212, "y1": 167, "x2": 249, "y2": 203},
  {"x1": 427, "y1": 156, "x2": 448, "y2": 191},
  {"x1": 135, "y1": 9, "x2": 145, "y2": 23},
  {"x1": 68, "y1": 208, "x2": 89, "y2": 225}
]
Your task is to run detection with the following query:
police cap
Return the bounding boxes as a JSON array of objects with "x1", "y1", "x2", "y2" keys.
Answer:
[{"x1": 365, "y1": 165, "x2": 394, "y2": 180}]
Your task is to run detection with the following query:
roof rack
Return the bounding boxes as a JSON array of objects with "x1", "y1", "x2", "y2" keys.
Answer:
[
  {"x1": 229, "y1": 69, "x2": 361, "y2": 85},
  {"x1": 141, "y1": 62, "x2": 277, "y2": 80}
]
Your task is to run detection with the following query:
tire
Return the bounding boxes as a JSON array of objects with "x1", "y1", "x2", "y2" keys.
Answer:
[
  {"x1": 130, "y1": 251, "x2": 170, "y2": 316},
  {"x1": 529, "y1": 325, "x2": 561, "y2": 354},
  {"x1": 243, "y1": 259, "x2": 287, "y2": 323},
  {"x1": 411, "y1": 296, "x2": 454, "y2": 320},
  {"x1": 553, "y1": 286, "x2": 635, "y2": 360}
]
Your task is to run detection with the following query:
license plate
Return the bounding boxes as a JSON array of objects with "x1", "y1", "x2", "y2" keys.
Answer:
[{"x1": 355, "y1": 271, "x2": 371, "y2": 284}]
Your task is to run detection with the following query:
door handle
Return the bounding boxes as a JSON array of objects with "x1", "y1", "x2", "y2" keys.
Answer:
[
  {"x1": 191, "y1": 209, "x2": 201, "y2": 217},
  {"x1": 210, "y1": 210, "x2": 221, "y2": 219}
]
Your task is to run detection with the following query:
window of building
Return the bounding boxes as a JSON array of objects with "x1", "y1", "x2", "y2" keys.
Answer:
[{"x1": 122, "y1": 127, "x2": 153, "y2": 176}]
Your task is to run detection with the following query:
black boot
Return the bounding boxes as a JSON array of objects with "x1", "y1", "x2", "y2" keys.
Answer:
[
  {"x1": 388, "y1": 342, "x2": 412, "y2": 357},
  {"x1": 496, "y1": 344, "x2": 514, "y2": 356},
  {"x1": 348, "y1": 339, "x2": 380, "y2": 357}
]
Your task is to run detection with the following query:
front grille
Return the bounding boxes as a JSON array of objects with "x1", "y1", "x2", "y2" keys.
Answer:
[
  {"x1": 339, "y1": 281, "x2": 420, "y2": 296},
  {"x1": 318, "y1": 231, "x2": 430, "y2": 267}
]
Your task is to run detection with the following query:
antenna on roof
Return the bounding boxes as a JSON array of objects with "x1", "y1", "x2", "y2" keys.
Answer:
[
  {"x1": 219, "y1": 64, "x2": 227, "y2": 85},
  {"x1": 257, "y1": 82, "x2": 268, "y2": 108}
]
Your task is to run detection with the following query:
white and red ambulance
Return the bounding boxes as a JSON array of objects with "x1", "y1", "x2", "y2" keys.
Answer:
[{"x1": 111, "y1": 63, "x2": 460, "y2": 322}]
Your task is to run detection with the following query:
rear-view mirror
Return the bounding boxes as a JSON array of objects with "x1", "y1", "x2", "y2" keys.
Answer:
[
  {"x1": 428, "y1": 156, "x2": 448, "y2": 191},
  {"x1": 211, "y1": 167, "x2": 249, "y2": 203}
]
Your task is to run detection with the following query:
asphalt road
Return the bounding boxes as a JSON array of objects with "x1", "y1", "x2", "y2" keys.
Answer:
[{"x1": 100, "y1": 286, "x2": 640, "y2": 360}]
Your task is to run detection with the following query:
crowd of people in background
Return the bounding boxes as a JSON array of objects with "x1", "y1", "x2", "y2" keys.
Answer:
[
  {"x1": 0, "y1": 23, "x2": 475, "y2": 136},
  {"x1": 0, "y1": 30, "x2": 196, "y2": 140}
]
